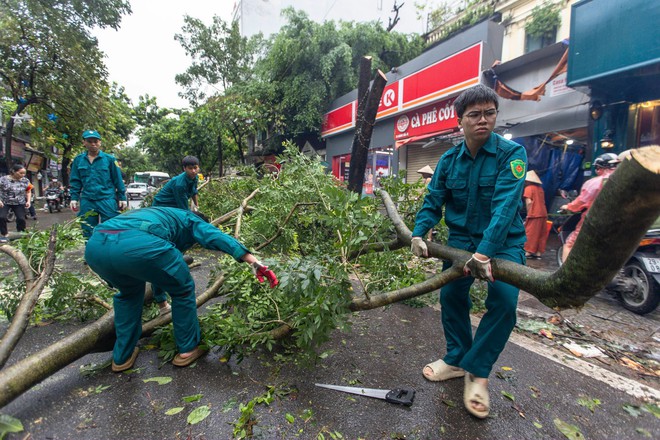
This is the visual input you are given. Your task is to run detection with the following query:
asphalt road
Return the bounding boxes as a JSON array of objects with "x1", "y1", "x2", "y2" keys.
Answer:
[{"x1": 1, "y1": 203, "x2": 659, "y2": 439}]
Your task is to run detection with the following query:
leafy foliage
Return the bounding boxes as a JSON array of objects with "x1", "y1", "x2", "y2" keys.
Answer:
[
  {"x1": 147, "y1": 146, "x2": 434, "y2": 361},
  {"x1": 526, "y1": 2, "x2": 561, "y2": 40},
  {"x1": 0, "y1": 220, "x2": 113, "y2": 321}
]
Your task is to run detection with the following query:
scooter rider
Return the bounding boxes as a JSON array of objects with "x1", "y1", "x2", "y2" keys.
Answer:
[{"x1": 559, "y1": 153, "x2": 620, "y2": 262}]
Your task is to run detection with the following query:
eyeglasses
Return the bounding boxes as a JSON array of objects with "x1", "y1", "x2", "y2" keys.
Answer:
[{"x1": 463, "y1": 109, "x2": 498, "y2": 122}]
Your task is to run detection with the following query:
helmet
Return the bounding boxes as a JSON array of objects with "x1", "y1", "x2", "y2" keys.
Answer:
[{"x1": 593, "y1": 153, "x2": 620, "y2": 169}]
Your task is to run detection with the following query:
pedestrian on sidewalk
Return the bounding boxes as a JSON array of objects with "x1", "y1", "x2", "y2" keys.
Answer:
[
  {"x1": 523, "y1": 170, "x2": 548, "y2": 259},
  {"x1": 0, "y1": 164, "x2": 33, "y2": 243},
  {"x1": 410, "y1": 84, "x2": 527, "y2": 419},
  {"x1": 84, "y1": 206, "x2": 278, "y2": 372},
  {"x1": 69, "y1": 130, "x2": 127, "y2": 239}
]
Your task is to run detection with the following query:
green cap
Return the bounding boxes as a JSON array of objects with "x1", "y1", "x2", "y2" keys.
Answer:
[{"x1": 82, "y1": 130, "x2": 101, "y2": 140}]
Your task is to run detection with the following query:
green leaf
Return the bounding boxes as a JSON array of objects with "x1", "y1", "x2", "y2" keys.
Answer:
[
  {"x1": 623, "y1": 404, "x2": 642, "y2": 417},
  {"x1": 636, "y1": 428, "x2": 652, "y2": 438},
  {"x1": 533, "y1": 421, "x2": 543, "y2": 429},
  {"x1": 641, "y1": 403, "x2": 660, "y2": 419},
  {"x1": 182, "y1": 393, "x2": 203, "y2": 403},
  {"x1": 165, "y1": 407, "x2": 184, "y2": 415},
  {"x1": 223, "y1": 398, "x2": 238, "y2": 413},
  {"x1": 441, "y1": 399, "x2": 456, "y2": 407},
  {"x1": 187, "y1": 405, "x2": 211, "y2": 425},
  {"x1": 142, "y1": 376, "x2": 172, "y2": 385},
  {"x1": 0, "y1": 414, "x2": 24, "y2": 439},
  {"x1": 553, "y1": 418, "x2": 584, "y2": 440},
  {"x1": 285, "y1": 413, "x2": 295, "y2": 423},
  {"x1": 501, "y1": 391, "x2": 515, "y2": 401},
  {"x1": 577, "y1": 396, "x2": 601, "y2": 413}
]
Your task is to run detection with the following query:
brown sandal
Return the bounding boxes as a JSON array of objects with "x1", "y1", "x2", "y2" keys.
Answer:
[
  {"x1": 172, "y1": 346, "x2": 208, "y2": 367},
  {"x1": 112, "y1": 347, "x2": 140, "y2": 373}
]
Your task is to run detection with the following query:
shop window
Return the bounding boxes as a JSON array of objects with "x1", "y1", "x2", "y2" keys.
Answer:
[
  {"x1": 525, "y1": 28, "x2": 556, "y2": 53},
  {"x1": 637, "y1": 101, "x2": 660, "y2": 147},
  {"x1": 331, "y1": 147, "x2": 393, "y2": 195}
]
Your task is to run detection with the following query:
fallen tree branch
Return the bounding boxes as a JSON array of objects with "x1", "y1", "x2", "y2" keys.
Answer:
[
  {"x1": 375, "y1": 145, "x2": 660, "y2": 309},
  {"x1": 235, "y1": 189, "x2": 260, "y2": 238},
  {"x1": 255, "y1": 202, "x2": 317, "y2": 251},
  {"x1": 0, "y1": 241, "x2": 37, "y2": 292},
  {"x1": 0, "y1": 228, "x2": 58, "y2": 368},
  {"x1": 0, "y1": 273, "x2": 226, "y2": 408},
  {"x1": 211, "y1": 206, "x2": 255, "y2": 226}
]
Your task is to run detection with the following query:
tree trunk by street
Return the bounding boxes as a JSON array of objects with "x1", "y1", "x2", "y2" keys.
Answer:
[
  {"x1": 347, "y1": 69, "x2": 388, "y2": 193},
  {"x1": 217, "y1": 135, "x2": 224, "y2": 177}
]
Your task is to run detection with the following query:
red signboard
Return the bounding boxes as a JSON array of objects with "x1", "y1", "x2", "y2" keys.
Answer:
[
  {"x1": 321, "y1": 43, "x2": 482, "y2": 137},
  {"x1": 401, "y1": 43, "x2": 481, "y2": 109},
  {"x1": 394, "y1": 97, "x2": 457, "y2": 140},
  {"x1": 322, "y1": 102, "x2": 354, "y2": 136}
]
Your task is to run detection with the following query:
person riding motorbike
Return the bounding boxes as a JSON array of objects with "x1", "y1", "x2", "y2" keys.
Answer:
[{"x1": 559, "y1": 153, "x2": 620, "y2": 262}]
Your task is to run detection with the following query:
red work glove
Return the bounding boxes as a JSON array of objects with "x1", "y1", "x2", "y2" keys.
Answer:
[{"x1": 251, "y1": 261, "x2": 279, "y2": 288}]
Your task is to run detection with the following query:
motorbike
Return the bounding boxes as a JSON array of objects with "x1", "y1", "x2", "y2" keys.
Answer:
[
  {"x1": 556, "y1": 210, "x2": 660, "y2": 315},
  {"x1": 61, "y1": 188, "x2": 71, "y2": 207},
  {"x1": 45, "y1": 188, "x2": 63, "y2": 213}
]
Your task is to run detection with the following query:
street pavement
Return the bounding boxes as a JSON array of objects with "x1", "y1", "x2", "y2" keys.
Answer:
[{"x1": 1, "y1": 205, "x2": 659, "y2": 439}]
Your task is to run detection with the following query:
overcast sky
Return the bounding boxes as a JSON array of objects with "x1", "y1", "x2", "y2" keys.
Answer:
[
  {"x1": 93, "y1": 0, "x2": 436, "y2": 110},
  {"x1": 93, "y1": 0, "x2": 235, "y2": 110}
]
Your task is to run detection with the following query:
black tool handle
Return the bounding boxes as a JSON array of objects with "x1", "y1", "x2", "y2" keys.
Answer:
[{"x1": 385, "y1": 389, "x2": 415, "y2": 406}]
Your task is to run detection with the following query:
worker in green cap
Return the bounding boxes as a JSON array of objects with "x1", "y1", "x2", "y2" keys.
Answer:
[
  {"x1": 84, "y1": 206, "x2": 278, "y2": 371},
  {"x1": 70, "y1": 130, "x2": 127, "y2": 238},
  {"x1": 152, "y1": 156, "x2": 200, "y2": 211}
]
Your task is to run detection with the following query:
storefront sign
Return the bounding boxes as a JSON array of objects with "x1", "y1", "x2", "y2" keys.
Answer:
[
  {"x1": 401, "y1": 43, "x2": 481, "y2": 110},
  {"x1": 322, "y1": 102, "x2": 355, "y2": 136},
  {"x1": 394, "y1": 97, "x2": 457, "y2": 140},
  {"x1": 322, "y1": 43, "x2": 482, "y2": 137},
  {"x1": 548, "y1": 72, "x2": 571, "y2": 97}
]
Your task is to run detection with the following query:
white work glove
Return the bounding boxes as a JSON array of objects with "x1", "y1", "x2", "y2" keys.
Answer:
[
  {"x1": 463, "y1": 254, "x2": 494, "y2": 282},
  {"x1": 0, "y1": 200, "x2": 4, "y2": 208},
  {"x1": 411, "y1": 237, "x2": 428, "y2": 257},
  {"x1": 70, "y1": 200, "x2": 79, "y2": 211},
  {"x1": 118, "y1": 200, "x2": 127, "y2": 210},
  {"x1": 191, "y1": 203, "x2": 199, "y2": 212}
]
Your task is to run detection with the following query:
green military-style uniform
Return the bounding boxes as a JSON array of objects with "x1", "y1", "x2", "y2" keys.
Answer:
[
  {"x1": 413, "y1": 132, "x2": 527, "y2": 378},
  {"x1": 84, "y1": 207, "x2": 249, "y2": 366},
  {"x1": 152, "y1": 171, "x2": 198, "y2": 210},
  {"x1": 69, "y1": 150, "x2": 126, "y2": 238}
]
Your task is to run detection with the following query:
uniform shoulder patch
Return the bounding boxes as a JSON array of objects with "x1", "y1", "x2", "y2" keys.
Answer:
[{"x1": 510, "y1": 159, "x2": 526, "y2": 179}]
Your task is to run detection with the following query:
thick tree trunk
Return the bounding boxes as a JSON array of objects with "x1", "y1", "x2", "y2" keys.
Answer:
[
  {"x1": 0, "y1": 276, "x2": 225, "y2": 408},
  {"x1": 347, "y1": 68, "x2": 387, "y2": 193},
  {"x1": 359, "y1": 146, "x2": 660, "y2": 310}
]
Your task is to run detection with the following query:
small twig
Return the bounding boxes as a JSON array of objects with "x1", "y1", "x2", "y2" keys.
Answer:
[
  {"x1": 255, "y1": 202, "x2": 317, "y2": 251},
  {"x1": 235, "y1": 189, "x2": 260, "y2": 238}
]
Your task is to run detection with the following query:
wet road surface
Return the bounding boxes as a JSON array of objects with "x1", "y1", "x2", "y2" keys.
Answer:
[{"x1": 1, "y1": 203, "x2": 659, "y2": 439}]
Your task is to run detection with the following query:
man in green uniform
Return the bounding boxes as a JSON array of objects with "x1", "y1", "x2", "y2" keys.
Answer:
[
  {"x1": 410, "y1": 84, "x2": 527, "y2": 418},
  {"x1": 152, "y1": 156, "x2": 200, "y2": 211},
  {"x1": 69, "y1": 130, "x2": 127, "y2": 238},
  {"x1": 85, "y1": 207, "x2": 278, "y2": 372}
]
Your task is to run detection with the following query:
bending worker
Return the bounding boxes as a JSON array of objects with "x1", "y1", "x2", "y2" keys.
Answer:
[
  {"x1": 410, "y1": 84, "x2": 527, "y2": 419},
  {"x1": 84, "y1": 206, "x2": 278, "y2": 372},
  {"x1": 69, "y1": 130, "x2": 127, "y2": 238}
]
